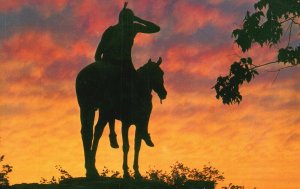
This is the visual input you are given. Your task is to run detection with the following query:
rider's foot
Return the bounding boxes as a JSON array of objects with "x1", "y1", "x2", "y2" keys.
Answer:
[
  {"x1": 109, "y1": 133, "x2": 119, "y2": 149},
  {"x1": 142, "y1": 133, "x2": 154, "y2": 147}
]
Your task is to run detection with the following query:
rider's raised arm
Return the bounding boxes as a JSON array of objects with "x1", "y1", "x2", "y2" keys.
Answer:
[{"x1": 134, "y1": 16, "x2": 160, "y2": 34}]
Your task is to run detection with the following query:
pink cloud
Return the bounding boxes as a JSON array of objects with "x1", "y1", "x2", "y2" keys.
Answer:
[
  {"x1": 1, "y1": 31, "x2": 65, "y2": 66},
  {"x1": 71, "y1": 1, "x2": 120, "y2": 36},
  {"x1": 164, "y1": 44, "x2": 203, "y2": 72},
  {"x1": 172, "y1": 1, "x2": 234, "y2": 35},
  {"x1": 163, "y1": 43, "x2": 235, "y2": 79},
  {"x1": 128, "y1": 0, "x2": 169, "y2": 21},
  {"x1": 134, "y1": 34, "x2": 156, "y2": 47}
]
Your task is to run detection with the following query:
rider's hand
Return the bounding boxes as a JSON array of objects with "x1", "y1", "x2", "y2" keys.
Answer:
[{"x1": 134, "y1": 16, "x2": 142, "y2": 23}]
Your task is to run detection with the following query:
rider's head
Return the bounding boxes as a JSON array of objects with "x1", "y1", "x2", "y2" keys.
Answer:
[{"x1": 119, "y1": 8, "x2": 134, "y2": 25}]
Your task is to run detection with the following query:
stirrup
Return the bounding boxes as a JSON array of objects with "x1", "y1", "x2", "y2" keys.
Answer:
[
  {"x1": 109, "y1": 133, "x2": 119, "y2": 149},
  {"x1": 143, "y1": 133, "x2": 154, "y2": 147}
]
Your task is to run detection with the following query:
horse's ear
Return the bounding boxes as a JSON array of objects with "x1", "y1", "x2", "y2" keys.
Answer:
[
  {"x1": 148, "y1": 58, "x2": 152, "y2": 63},
  {"x1": 157, "y1": 57, "x2": 162, "y2": 66}
]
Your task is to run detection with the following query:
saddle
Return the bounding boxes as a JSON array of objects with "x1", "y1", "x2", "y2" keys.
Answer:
[{"x1": 92, "y1": 60, "x2": 138, "y2": 120}]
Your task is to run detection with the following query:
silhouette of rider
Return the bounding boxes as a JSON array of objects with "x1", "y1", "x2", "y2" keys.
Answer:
[{"x1": 94, "y1": 3, "x2": 160, "y2": 147}]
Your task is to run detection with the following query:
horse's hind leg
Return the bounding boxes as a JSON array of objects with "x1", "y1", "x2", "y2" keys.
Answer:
[
  {"x1": 122, "y1": 123, "x2": 130, "y2": 179},
  {"x1": 91, "y1": 111, "x2": 107, "y2": 169},
  {"x1": 80, "y1": 107, "x2": 97, "y2": 177}
]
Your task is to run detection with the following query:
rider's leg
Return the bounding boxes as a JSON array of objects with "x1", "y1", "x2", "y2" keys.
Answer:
[
  {"x1": 137, "y1": 116, "x2": 154, "y2": 147},
  {"x1": 102, "y1": 90, "x2": 119, "y2": 149}
]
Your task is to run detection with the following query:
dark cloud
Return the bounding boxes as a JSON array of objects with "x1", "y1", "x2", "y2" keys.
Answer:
[{"x1": 0, "y1": 5, "x2": 96, "y2": 47}]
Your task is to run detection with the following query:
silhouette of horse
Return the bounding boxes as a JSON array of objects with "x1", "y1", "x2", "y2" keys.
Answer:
[{"x1": 76, "y1": 58, "x2": 167, "y2": 179}]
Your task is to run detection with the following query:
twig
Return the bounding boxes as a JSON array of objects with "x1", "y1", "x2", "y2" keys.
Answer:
[
  {"x1": 271, "y1": 70, "x2": 280, "y2": 85},
  {"x1": 252, "y1": 61, "x2": 279, "y2": 69},
  {"x1": 268, "y1": 65, "x2": 299, "y2": 85},
  {"x1": 265, "y1": 64, "x2": 298, "y2": 72},
  {"x1": 292, "y1": 20, "x2": 300, "y2": 25},
  {"x1": 287, "y1": 20, "x2": 293, "y2": 47},
  {"x1": 280, "y1": 15, "x2": 299, "y2": 24}
]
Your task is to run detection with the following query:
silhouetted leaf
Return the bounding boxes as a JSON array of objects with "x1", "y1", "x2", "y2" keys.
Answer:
[{"x1": 215, "y1": 0, "x2": 300, "y2": 104}]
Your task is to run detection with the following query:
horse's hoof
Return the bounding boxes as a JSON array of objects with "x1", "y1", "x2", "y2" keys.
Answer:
[
  {"x1": 86, "y1": 168, "x2": 100, "y2": 179},
  {"x1": 123, "y1": 172, "x2": 131, "y2": 180},
  {"x1": 134, "y1": 172, "x2": 142, "y2": 180}
]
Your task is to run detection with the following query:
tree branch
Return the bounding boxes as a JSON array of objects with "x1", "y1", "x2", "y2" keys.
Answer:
[
  {"x1": 280, "y1": 15, "x2": 299, "y2": 24},
  {"x1": 266, "y1": 64, "x2": 299, "y2": 85},
  {"x1": 271, "y1": 70, "x2": 280, "y2": 85},
  {"x1": 292, "y1": 20, "x2": 300, "y2": 25}
]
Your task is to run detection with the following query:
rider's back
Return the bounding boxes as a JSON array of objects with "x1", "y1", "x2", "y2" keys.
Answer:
[{"x1": 101, "y1": 26, "x2": 134, "y2": 63}]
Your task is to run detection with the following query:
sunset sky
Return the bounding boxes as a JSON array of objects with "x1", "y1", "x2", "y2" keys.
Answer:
[{"x1": 0, "y1": 1, "x2": 299, "y2": 188}]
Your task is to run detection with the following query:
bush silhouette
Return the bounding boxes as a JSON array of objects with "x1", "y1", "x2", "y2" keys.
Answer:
[
  {"x1": 40, "y1": 165, "x2": 72, "y2": 184},
  {"x1": 146, "y1": 162, "x2": 225, "y2": 187},
  {"x1": 0, "y1": 155, "x2": 13, "y2": 187}
]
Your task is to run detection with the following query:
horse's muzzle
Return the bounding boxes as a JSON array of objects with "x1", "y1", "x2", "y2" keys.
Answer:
[{"x1": 159, "y1": 90, "x2": 167, "y2": 100}]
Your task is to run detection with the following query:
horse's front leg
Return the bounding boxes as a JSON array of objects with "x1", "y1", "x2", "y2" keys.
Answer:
[
  {"x1": 133, "y1": 129, "x2": 142, "y2": 179},
  {"x1": 80, "y1": 108, "x2": 95, "y2": 177},
  {"x1": 122, "y1": 123, "x2": 130, "y2": 179}
]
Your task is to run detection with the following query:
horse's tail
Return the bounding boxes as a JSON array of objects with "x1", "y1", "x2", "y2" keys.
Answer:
[{"x1": 75, "y1": 63, "x2": 101, "y2": 109}]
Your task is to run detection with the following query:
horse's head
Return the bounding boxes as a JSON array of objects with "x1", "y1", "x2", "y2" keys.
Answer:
[{"x1": 144, "y1": 57, "x2": 167, "y2": 101}]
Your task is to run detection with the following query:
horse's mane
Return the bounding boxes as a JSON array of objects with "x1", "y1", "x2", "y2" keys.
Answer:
[{"x1": 137, "y1": 61, "x2": 154, "y2": 74}]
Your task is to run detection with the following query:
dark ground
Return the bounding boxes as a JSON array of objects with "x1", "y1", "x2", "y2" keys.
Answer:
[{"x1": 9, "y1": 177, "x2": 215, "y2": 189}]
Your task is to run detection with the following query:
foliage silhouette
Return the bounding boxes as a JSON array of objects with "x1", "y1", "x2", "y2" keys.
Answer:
[
  {"x1": 39, "y1": 162, "x2": 223, "y2": 188},
  {"x1": 40, "y1": 165, "x2": 72, "y2": 184},
  {"x1": 146, "y1": 162, "x2": 225, "y2": 187},
  {"x1": 98, "y1": 166, "x2": 121, "y2": 178},
  {"x1": 0, "y1": 155, "x2": 13, "y2": 187},
  {"x1": 214, "y1": 0, "x2": 300, "y2": 104}
]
